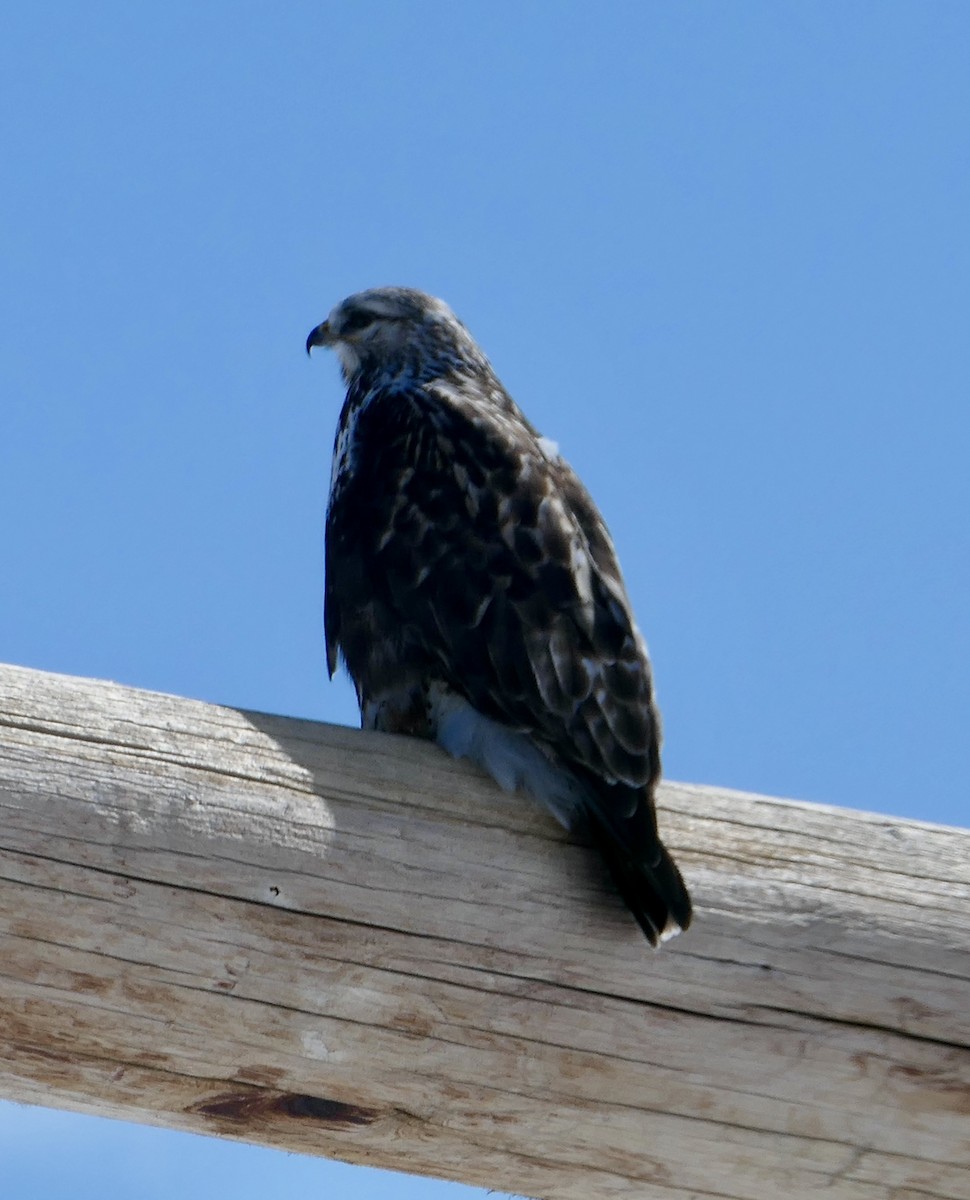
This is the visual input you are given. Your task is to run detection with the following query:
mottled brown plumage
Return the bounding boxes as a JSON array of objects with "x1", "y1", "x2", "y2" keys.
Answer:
[{"x1": 307, "y1": 287, "x2": 691, "y2": 944}]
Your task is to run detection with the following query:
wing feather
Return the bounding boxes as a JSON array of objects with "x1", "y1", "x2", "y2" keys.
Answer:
[{"x1": 327, "y1": 382, "x2": 661, "y2": 794}]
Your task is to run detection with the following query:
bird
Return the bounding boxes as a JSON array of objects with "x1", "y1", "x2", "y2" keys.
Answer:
[{"x1": 306, "y1": 287, "x2": 691, "y2": 945}]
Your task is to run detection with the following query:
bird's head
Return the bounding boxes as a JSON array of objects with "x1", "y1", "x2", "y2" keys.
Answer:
[{"x1": 306, "y1": 287, "x2": 485, "y2": 384}]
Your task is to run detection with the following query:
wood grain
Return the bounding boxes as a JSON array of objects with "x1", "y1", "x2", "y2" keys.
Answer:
[{"x1": 0, "y1": 662, "x2": 967, "y2": 1199}]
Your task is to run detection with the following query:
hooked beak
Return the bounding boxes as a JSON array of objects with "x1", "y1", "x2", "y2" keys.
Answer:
[{"x1": 306, "y1": 320, "x2": 333, "y2": 356}]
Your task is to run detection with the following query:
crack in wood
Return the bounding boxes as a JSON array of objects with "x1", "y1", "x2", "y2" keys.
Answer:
[{"x1": 190, "y1": 1090, "x2": 378, "y2": 1127}]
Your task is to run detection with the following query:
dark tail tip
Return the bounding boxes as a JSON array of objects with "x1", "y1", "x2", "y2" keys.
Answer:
[{"x1": 596, "y1": 829, "x2": 693, "y2": 947}]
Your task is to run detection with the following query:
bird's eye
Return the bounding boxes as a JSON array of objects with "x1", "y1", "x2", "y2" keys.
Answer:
[{"x1": 340, "y1": 310, "x2": 377, "y2": 335}]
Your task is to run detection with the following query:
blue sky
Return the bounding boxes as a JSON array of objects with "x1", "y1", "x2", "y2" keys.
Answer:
[{"x1": 1, "y1": 2, "x2": 967, "y2": 1196}]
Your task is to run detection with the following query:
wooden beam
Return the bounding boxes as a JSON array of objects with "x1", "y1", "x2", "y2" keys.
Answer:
[{"x1": 0, "y1": 662, "x2": 967, "y2": 1199}]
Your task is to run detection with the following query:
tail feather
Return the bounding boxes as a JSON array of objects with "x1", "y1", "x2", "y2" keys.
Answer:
[{"x1": 589, "y1": 813, "x2": 693, "y2": 946}]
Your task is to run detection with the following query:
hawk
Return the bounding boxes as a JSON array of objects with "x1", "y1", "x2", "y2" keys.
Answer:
[{"x1": 307, "y1": 287, "x2": 692, "y2": 945}]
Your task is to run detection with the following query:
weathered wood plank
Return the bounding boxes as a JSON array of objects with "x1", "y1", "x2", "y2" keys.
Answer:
[{"x1": 0, "y1": 661, "x2": 967, "y2": 1199}]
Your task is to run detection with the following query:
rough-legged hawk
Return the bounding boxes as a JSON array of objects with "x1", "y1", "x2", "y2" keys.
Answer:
[{"x1": 307, "y1": 287, "x2": 691, "y2": 945}]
